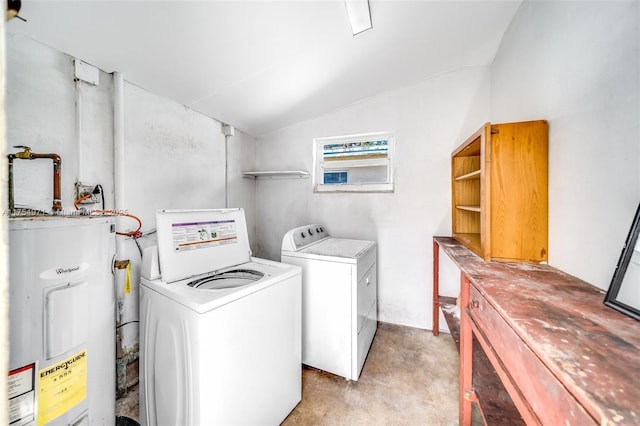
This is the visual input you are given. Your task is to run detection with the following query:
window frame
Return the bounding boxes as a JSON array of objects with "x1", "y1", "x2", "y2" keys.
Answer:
[{"x1": 313, "y1": 132, "x2": 395, "y2": 193}]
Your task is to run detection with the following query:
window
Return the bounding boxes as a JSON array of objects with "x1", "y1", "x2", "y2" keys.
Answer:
[
  {"x1": 313, "y1": 132, "x2": 395, "y2": 192},
  {"x1": 323, "y1": 171, "x2": 348, "y2": 184}
]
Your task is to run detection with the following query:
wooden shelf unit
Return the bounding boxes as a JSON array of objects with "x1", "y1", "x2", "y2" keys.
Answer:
[{"x1": 451, "y1": 120, "x2": 548, "y2": 262}]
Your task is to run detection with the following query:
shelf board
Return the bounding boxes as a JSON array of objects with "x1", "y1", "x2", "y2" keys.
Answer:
[
  {"x1": 455, "y1": 169, "x2": 481, "y2": 181},
  {"x1": 438, "y1": 297, "x2": 524, "y2": 426},
  {"x1": 439, "y1": 296, "x2": 460, "y2": 349},
  {"x1": 242, "y1": 170, "x2": 310, "y2": 180},
  {"x1": 456, "y1": 205, "x2": 481, "y2": 213}
]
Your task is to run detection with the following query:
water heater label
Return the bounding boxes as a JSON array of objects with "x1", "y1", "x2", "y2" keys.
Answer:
[
  {"x1": 171, "y1": 219, "x2": 238, "y2": 252},
  {"x1": 37, "y1": 350, "x2": 87, "y2": 426},
  {"x1": 8, "y1": 363, "x2": 36, "y2": 426},
  {"x1": 39, "y1": 262, "x2": 90, "y2": 280}
]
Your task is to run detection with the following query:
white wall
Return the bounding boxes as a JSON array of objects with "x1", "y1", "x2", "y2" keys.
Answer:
[
  {"x1": 255, "y1": 67, "x2": 491, "y2": 329},
  {"x1": 227, "y1": 130, "x2": 258, "y2": 244},
  {"x1": 124, "y1": 83, "x2": 226, "y2": 228},
  {"x1": 491, "y1": 0, "x2": 640, "y2": 289},
  {"x1": 6, "y1": 34, "x2": 113, "y2": 213},
  {"x1": 5, "y1": 34, "x2": 258, "y2": 350},
  {"x1": 121, "y1": 82, "x2": 257, "y2": 244}
]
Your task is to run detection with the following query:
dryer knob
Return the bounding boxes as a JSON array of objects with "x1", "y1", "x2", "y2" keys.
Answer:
[
  {"x1": 308, "y1": 228, "x2": 314, "y2": 235},
  {"x1": 300, "y1": 231, "x2": 306, "y2": 238}
]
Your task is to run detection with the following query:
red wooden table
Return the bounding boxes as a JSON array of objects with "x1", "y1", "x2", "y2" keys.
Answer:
[{"x1": 433, "y1": 236, "x2": 640, "y2": 425}]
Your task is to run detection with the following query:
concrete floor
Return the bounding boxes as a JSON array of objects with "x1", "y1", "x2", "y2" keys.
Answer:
[{"x1": 116, "y1": 322, "x2": 461, "y2": 425}]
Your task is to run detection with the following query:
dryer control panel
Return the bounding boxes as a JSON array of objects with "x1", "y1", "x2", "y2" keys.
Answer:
[{"x1": 281, "y1": 224, "x2": 329, "y2": 252}]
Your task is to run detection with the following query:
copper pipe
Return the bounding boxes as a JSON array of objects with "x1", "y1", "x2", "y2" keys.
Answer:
[
  {"x1": 7, "y1": 155, "x2": 14, "y2": 212},
  {"x1": 7, "y1": 146, "x2": 62, "y2": 213},
  {"x1": 31, "y1": 153, "x2": 62, "y2": 212}
]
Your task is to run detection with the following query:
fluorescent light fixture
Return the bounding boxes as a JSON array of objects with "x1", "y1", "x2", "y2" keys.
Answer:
[{"x1": 344, "y1": 0, "x2": 372, "y2": 36}]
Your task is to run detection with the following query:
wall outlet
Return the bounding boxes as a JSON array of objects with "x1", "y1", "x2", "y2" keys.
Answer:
[{"x1": 75, "y1": 182, "x2": 99, "y2": 204}]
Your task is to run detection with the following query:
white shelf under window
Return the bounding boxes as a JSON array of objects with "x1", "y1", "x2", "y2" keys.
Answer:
[{"x1": 242, "y1": 170, "x2": 310, "y2": 180}]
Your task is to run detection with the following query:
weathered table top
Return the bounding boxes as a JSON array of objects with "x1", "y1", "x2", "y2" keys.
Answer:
[{"x1": 435, "y1": 236, "x2": 640, "y2": 425}]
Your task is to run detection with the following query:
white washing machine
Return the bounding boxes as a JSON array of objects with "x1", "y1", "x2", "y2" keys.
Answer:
[
  {"x1": 281, "y1": 224, "x2": 377, "y2": 381},
  {"x1": 140, "y1": 209, "x2": 301, "y2": 426}
]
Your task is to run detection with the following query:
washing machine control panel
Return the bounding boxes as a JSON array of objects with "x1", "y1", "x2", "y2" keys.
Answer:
[{"x1": 281, "y1": 224, "x2": 329, "y2": 251}]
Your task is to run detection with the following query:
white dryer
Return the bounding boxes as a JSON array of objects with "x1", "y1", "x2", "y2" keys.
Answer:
[
  {"x1": 140, "y1": 209, "x2": 301, "y2": 426},
  {"x1": 281, "y1": 224, "x2": 377, "y2": 381}
]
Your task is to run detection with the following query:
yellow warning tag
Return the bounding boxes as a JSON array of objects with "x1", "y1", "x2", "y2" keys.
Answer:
[
  {"x1": 125, "y1": 262, "x2": 131, "y2": 294},
  {"x1": 38, "y1": 350, "x2": 87, "y2": 426}
]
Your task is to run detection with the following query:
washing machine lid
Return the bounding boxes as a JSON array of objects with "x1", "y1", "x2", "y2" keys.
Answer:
[
  {"x1": 156, "y1": 209, "x2": 252, "y2": 283},
  {"x1": 299, "y1": 237, "x2": 374, "y2": 260}
]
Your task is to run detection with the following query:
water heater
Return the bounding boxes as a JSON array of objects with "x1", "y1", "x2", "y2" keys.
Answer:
[{"x1": 8, "y1": 215, "x2": 116, "y2": 426}]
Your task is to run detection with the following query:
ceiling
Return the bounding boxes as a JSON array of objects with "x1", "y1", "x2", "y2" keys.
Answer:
[{"x1": 6, "y1": 0, "x2": 522, "y2": 137}]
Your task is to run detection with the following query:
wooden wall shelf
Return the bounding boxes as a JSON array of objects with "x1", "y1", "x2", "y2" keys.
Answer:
[
  {"x1": 451, "y1": 120, "x2": 548, "y2": 262},
  {"x1": 242, "y1": 170, "x2": 309, "y2": 180}
]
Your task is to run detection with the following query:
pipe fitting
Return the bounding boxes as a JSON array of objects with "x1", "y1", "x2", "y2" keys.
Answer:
[{"x1": 14, "y1": 145, "x2": 32, "y2": 159}]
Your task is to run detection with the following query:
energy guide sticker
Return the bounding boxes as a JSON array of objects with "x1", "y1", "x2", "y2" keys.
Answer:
[
  {"x1": 37, "y1": 350, "x2": 87, "y2": 426},
  {"x1": 8, "y1": 363, "x2": 36, "y2": 426},
  {"x1": 171, "y1": 219, "x2": 238, "y2": 252}
]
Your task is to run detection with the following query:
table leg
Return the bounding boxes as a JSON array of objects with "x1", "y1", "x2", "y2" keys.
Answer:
[
  {"x1": 433, "y1": 238, "x2": 440, "y2": 336},
  {"x1": 459, "y1": 272, "x2": 473, "y2": 426}
]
